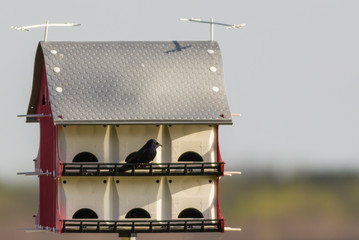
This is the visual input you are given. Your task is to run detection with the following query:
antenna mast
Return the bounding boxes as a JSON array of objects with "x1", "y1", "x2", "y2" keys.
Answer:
[
  {"x1": 11, "y1": 20, "x2": 81, "y2": 41},
  {"x1": 180, "y1": 18, "x2": 246, "y2": 41}
]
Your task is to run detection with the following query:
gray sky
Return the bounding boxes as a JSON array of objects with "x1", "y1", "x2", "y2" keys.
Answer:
[{"x1": 1, "y1": 0, "x2": 358, "y2": 181}]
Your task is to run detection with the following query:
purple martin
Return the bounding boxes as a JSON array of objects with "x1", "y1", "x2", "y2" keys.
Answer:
[{"x1": 118, "y1": 139, "x2": 162, "y2": 172}]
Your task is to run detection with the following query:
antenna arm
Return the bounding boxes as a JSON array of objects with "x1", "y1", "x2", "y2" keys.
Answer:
[
  {"x1": 180, "y1": 18, "x2": 245, "y2": 28},
  {"x1": 11, "y1": 23, "x2": 81, "y2": 31}
]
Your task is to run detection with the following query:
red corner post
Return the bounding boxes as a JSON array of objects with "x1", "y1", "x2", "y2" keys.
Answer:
[
  {"x1": 35, "y1": 64, "x2": 59, "y2": 230},
  {"x1": 216, "y1": 125, "x2": 225, "y2": 232}
]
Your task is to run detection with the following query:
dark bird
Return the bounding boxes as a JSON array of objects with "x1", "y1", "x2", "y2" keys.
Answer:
[{"x1": 118, "y1": 139, "x2": 162, "y2": 172}]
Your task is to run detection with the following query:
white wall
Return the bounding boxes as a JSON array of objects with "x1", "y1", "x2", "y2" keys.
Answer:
[
  {"x1": 58, "y1": 177, "x2": 111, "y2": 220},
  {"x1": 167, "y1": 125, "x2": 217, "y2": 163},
  {"x1": 58, "y1": 125, "x2": 110, "y2": 163},
  {"x1": 114, "y1": 176, "x2": 162, "y2": 219}
]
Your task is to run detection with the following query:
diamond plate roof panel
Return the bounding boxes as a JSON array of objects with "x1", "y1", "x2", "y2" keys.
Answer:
[{"x1": 27, "y1": 41, "x2": 232, "y2": 124}]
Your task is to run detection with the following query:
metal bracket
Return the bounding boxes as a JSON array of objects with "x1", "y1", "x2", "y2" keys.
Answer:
[
  {"x1": 225, "y1": 227, "x2": 242, "y2": 231},
  {"x1": 17, "y1": 114, "x2": 51, "y2": 118},
  {"x1": 223, "y1": 171, "x2": 242, "y2": 176},
  {"x1": 17, "y1": 169, "x2": 52, "y2": 176}
]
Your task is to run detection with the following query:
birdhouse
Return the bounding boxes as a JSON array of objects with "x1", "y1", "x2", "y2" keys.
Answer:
[{"x1": 22, "y1": 41, "x2": 233, "y2": 237}]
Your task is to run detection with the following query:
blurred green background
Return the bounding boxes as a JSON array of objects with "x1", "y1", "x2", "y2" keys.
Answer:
[{"x1": 2, "y1": 171, "x2": 358, "y2": 240}]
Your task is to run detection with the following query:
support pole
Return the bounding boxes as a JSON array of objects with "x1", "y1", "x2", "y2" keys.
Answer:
[{"x1": 119, "y1": 233, "x2": 137, "y2": 240}]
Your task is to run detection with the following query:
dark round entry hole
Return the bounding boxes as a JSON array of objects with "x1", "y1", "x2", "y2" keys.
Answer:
[
  {"x1": 125, "y1": 208, "x2": 151, "y2": 218},
  {"x1": 73, "y1": 152, "x2": 98, "y2": 163},
  {"x1": 178, "y1": 208, "x2": 204, "y2": 218},
  {"x1": 178, "y1": 151, "x2": 203, "y2": 162},
  {"x1": 73, "y1": 208, "x2": 98, "y2": 219}
]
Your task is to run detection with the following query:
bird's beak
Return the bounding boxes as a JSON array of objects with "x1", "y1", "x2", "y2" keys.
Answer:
[{"x1": 158, "y1": 143, "x2": 162, "y2": 147}]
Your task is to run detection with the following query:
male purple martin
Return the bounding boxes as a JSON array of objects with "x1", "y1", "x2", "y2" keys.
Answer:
[{"x1": 118, "y1": 139, "x2": 162, "y2": 172}]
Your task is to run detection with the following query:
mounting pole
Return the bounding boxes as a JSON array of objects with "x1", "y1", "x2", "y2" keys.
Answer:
[
  {"x1": 11, "y1": 21, "x2": 81, "y2": 41},
  {"x1": 180, "y1": 18, "x2": 246, "y2": 41},
  {"x1": 119, "y1": 233, "x2": 137, "y2": 240}
]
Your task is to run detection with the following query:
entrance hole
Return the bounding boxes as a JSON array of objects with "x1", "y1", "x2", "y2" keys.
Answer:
[
  {"x1": 72, "y1": 208, "x2": 98, "y2": 219},
  {"x1": 178, "y1": 208, "x2": 204, "y2": 218},
  {"x1": 72, "y1": 152, "x2": 98, "y2": 162},
  {"x1": 125, "y1": 208, "x2": 151, "y2": 218},
  {"x1": 178, "y1": 151, "x2": 203, "y2": 162}
]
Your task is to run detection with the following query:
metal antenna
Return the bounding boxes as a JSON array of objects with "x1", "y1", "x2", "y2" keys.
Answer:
[
  {"x1": 11, "y1": 20, "x2": 81, "y2": 41},
  {"x1": 180, "y1": 18, "x2": 245, "y2": 41}
]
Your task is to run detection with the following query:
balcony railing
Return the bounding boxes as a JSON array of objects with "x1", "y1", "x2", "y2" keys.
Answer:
[
  {"x1": 61, "y1": 162, "x2": 224, "y2": 176},
  {"x1": 61, "y1": 219, "x2": 224, "y2": 233}
]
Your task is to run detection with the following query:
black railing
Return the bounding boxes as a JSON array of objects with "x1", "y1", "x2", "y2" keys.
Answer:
[
  {"x1": 61, "y1": 219, "x2": 224, "y2": 233},
  {"x1": 61, "y1": 162, "x2": 224, "y2": 176}
]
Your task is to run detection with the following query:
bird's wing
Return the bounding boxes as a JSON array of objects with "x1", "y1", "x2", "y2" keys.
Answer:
[
  {"x1": 140, "y1": 149, "x2": 157, "y2": 163},
  {"x1": 125, "y1": 152, "x2": 137, "y2": 163}
]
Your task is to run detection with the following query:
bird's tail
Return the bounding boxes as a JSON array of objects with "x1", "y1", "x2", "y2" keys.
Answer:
[
  {"x1": 117, "y1": 163, "x2": 141, "y2": 172},
  {"x1": 117, "y1": 163, "x2": 151, "y2": 173},
  {"x1": 117, "y1": 164, "x2": 132, "y2": 172}
]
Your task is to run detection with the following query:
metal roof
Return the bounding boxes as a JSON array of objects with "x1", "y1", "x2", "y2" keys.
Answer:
[{"x1": 27, "y1": 41, "x2": 232, "y2": 125}]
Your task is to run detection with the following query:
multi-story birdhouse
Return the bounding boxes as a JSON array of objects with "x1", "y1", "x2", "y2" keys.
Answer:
[{"x1": 23, "y1": 41, "x2": 233, "y2": 237}]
